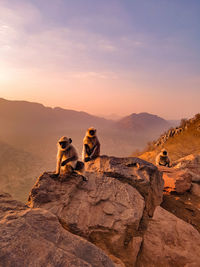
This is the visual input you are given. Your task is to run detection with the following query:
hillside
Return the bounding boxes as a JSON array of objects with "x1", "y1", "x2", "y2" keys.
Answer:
[
  {"x1": 0, "y1": 141, "x2": 44, "y2": 202},
  {"x1": 138, "y1": 114, "x2": 200, "y2": 164}
]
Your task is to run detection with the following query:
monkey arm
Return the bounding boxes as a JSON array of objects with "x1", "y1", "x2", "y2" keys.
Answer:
[
  {"x1": 167, "y1": 156, "x2": 171, "y2": 167},
  {"x1": 56, "y1": 151, "x2": 63, "y2": 174},
  {"x1": 82, "y1": 144, "x2": 87, "y2": 161},
  {"x1": 155, "y1": 154, "x2": 160, "y2": 166},
  {"x1": 61, "y1": 155, "x2": 78, "y2": 166},
  {"x1": 90, "y1": 144, "x2": 100, "y2": 159},
  {"x1": 82, "y1": 143, "x2": 92, "y2": 161}
]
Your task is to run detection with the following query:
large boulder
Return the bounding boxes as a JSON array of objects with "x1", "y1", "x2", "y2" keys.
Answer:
[
  {"x1": 28, "y1": 156, "x2": 164, "y2": 267},
  {"x1": 85, "y1": 156, "x2": 164, "y2": 217},
  {"x1": 137, "y1": 206, "x2": 200, "y2": 267},
  {"x1": 28, "y1": 172, "x2": 144, "y2": 266},
  {"x1": 0, "y1": 192, "x2": 115, "y2": 267}
]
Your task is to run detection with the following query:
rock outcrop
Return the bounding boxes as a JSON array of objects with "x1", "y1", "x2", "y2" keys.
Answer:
[
  {"x1": 2, "y1": 154, "x2": 200, "y2": 267},
  {"x1": 28, "y1": 156, "x2": 164, "y2": 266},
  {"x1": 85, "y1": 156, "x2": 164, "y2": 217},
  {"x1": 154, "y1": 126, "x2": 183, "y2": 147},
  {"x1": 0, "y1": 192, "x2": 115, "y2": 267},
  {"x1": 160, "y1": 166, "x2": 192, "y2": 194},
  {"x1": 191, "y1": 183, "x2": 200, "y2": 197},
  {"x1": 137, "y1": 206, "x2": 200, "y2": 267},
  {"x1": 174, "y1": 154, "x2": 200, "y2": 182}
]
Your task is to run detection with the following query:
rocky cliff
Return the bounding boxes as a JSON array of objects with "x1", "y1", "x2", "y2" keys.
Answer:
[{"x1": 26, "y1": 156, "x2": 200, "y2": 267}]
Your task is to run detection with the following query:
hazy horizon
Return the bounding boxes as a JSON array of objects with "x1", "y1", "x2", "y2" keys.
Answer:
[
  {"x1": 0, "y1": 0, "x2": 200, "y2": 120},
  {"x1": 0, "y1": 96, "x2": 184, "y2": 121}
]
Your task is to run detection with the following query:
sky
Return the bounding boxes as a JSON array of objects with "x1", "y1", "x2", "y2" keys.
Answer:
[{"x1": 0, "y1": 0, "x2": 200, "y2": 119}]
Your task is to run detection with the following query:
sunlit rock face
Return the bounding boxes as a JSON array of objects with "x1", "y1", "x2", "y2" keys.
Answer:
[
  {"x1": 0, "y1": 192, "x2": 115, "y2": 267},
  {"x1": 28, "y1": 156, "x2": 164, "y2": 266},
  {"x1": 3, "y1": 155, "x2": 199, "y2": 267}
]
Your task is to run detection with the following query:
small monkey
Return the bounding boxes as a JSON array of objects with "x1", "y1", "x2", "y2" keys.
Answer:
[
  {"x1": 156, "y1": 149, "x2": 171, "y2": 167},
  {"x1": 82, "y1": 127, "x2": 100, "y2": 162},
  {"x1": 53, "y1": 136, "x2": 86, "y2": 179}
]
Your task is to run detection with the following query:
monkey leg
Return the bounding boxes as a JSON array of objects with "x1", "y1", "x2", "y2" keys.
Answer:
[
  {"x1": 90, "y1": 155, "x2": 99, "y2": 160},
  {"x1": 84, "y1": 157, "x2": 91, "y2": 162},
  {"x1": 75, "y1": 161, "x2": 85, "y2": 171},
  {"x1": 63, "y1": 164, "x2": 74, "y2": 174}
]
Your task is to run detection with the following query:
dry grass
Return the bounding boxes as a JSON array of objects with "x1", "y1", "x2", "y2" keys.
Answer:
[{"x1": 138, "y1": 116, "x2": 200, "y2": 164}]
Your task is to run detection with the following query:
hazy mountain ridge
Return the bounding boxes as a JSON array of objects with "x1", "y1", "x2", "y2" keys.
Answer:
[{"x1": 0, "y1": 98, "x2": 172, "y2": 155}]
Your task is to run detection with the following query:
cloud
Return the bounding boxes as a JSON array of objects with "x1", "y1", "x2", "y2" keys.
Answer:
[{"x1": 0, "y1": 0, "x2": 147, "y2": 76}]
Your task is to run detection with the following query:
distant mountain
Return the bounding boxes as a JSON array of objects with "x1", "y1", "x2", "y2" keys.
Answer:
[
  {"x1": 98, "y1": 113, "x2": 122, "y2": 121},
  {"x1": 0, "y1": 98, "x2": 172, "y2": 157},
  {"x1": 0, "y1": 98, "x2": 111, "y2": 133},
  {"x1": 117, "y1": 112, "x2": 170, "y2": 133}
]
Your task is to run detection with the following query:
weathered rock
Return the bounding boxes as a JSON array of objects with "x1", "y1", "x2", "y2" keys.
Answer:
[
  {"x1": 174, "y1": 170, "x2": 192, "y2": 193},
  {"x1": 191, "y1": 183, "x2": 200, "y2": 197},
  {"x1": 160, "y1": 167, "x2": 192, "y2": 193},
  {"x1": 28, "y1": 169, "x2": 145, "y2": 267},
  {"x1": 174, "y1": 154, "x2": 200, "y2": 181},
  {"x1": 0, "y1": 192, "x2": 115, "y2": 267},
  {"x1": 85, "y1": 156, "x2": 164, "y2": 217},
  {"x1": 187, "y1": 170, "x2": 200, "y2": 182},
  {"x1": 137, "y1": 206, "x2": 200, "y2": 267},
  {"x1": 28, "y1": 157, "x2": 164, "y2": 266}
]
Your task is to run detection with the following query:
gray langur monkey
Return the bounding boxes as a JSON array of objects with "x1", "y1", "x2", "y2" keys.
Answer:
[
  {"x1": 156, "y1": 149, "x2": 171, "y2": 167},
  {"x1": 82, "y1": 127, "x2": 100, "y2": 162},
  {"x1": 52, "y1": 136, "x2": 86, "y2": 180}
]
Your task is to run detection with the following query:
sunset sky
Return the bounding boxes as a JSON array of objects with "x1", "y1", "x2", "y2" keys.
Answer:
[{"x1": 0, "y1": 0, "x2": 200, "y2": 119}]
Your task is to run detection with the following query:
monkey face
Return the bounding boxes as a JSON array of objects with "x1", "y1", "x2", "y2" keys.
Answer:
[
  {"x1": 162, "y1": 150, "x2": 167, "y2": 156},
  {"x1": 59, "y1": 141, "x2": 67, "y2": 149},
  {"x1": 87, "y1": 127, "x2": 96, "y2": 137},
  {"x1": 58, "y1": 136, "x2": 72, "y2": 150},
  {"x1": 89, "y1": 129, "x2": 95, "y2": 136}
]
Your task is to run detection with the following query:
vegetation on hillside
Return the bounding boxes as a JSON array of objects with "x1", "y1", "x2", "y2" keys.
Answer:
[{"x1": 136, "y1": 113, "x2": 200, "y2": 164}]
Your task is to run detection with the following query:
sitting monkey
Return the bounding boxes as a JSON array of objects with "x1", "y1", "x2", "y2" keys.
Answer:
[
  {"x1": 156, "y1": 149, "x2": 171, "y2": 167},
  {"x1": 52, "y1": 136, "x2": 86, "y2": 180},
  {"x1": 82, "y1": 127, "x2": 100, "y2": 162}
]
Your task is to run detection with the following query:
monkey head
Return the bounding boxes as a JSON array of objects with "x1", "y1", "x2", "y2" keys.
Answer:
[
  {"x1": 87, "y1": 127, "x2": 96, "y2": 137},
  {"x1": 161, "y1": 149, "x2": 168, "y2": 156},
  {"x1": 58, "y1": 136, "x2": 72, "y2": 151}
]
